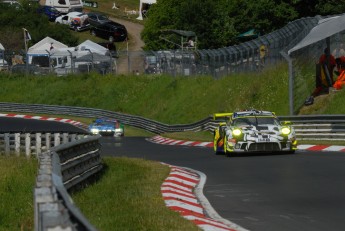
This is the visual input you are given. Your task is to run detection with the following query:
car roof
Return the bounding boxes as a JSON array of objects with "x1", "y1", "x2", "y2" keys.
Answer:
[
  {"x1": 67, "y1": 11, "x2": 85, "y2": 17},
  {"x1": 232, "y1": 110, "x2": 276, "y2": 118},
  {"x1": 103, "y1": 21, "x2": 125, "y2": 28},
  {"x1": 88, "y1": 12, "x2": 106, "y2": 16}
]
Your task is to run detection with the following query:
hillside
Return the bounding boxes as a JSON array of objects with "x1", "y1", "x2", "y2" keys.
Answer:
[{"x1": 1, "y1": 62, "x2": 345, "y2": 125}]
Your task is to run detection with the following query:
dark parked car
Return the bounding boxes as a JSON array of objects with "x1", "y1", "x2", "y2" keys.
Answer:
[
  {"x1": 90, "y1": 21, "x2": 128, "y2": 42},
  {"x1": 87, "y1": 12, "x2": 111, "y2": 27},
  {"x1": 37, "y1": 5, "x2": 61, "y2": 21}
]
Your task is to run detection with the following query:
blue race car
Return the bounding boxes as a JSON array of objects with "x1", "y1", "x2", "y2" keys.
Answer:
[{"x1": 88, "y1": 118, "x2": 124, "y2": 137}]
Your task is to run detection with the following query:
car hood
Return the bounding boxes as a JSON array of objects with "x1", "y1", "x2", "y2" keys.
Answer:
[{"x1": 89, "y1": 124, "x2": 115, "y2": 130}]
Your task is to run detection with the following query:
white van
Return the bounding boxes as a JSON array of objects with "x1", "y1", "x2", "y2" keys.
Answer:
[{"x1": 44, "y1": 0, "x2": 83, "y2": 14}]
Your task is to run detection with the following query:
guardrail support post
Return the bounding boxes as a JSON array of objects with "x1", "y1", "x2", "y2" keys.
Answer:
[
  {"x1": 36, "y1": 133, "x2": 42, "y2": 156},
  {"x1": 54, "y1": 133, "x2": 60, "y2": 147},
  {"x1": 15, "y1": 133, "x2": 20, "y2": 156},
  {"x1": 45, "y1": 133, "x2": 51, "y2": 151},
  {"x1": 4, "y1": 133, "x2": 10, "y2": 155},
  {"x1": 25, "y1": 133, "x2": 31, "y2": 157},
  {"x1": 63, "y1": 133, "x2": 68, "y2": 144}
]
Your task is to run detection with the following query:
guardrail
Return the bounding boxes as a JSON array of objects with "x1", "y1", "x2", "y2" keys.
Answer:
[
  {"x1": 35, "y1": 135, "x2": 102, "y2": 231},
  {"x1": 1, "y1": 102, "x2": 345, "y2": 141},
  {"x1": 0, "y1": 132, "x2": 86, "y2": 156}
]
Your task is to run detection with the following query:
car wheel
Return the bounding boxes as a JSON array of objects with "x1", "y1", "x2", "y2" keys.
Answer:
[
  {"x1": 91, "y1": 30, "x2": 96, "y2": 36},
  {"x1": 109, "y1": 36, "x2": 114, "y2": 43},
  {"x1": 214, "y1": 139, "x2": 220, "y2": 155}
]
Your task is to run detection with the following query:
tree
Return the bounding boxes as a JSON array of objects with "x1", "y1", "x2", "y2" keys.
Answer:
[
  {"x1": 142, "y1": 0, "x2": 301, "y2": 50},
  {"x1": 0, "y1": 3, "x2": 78, "y2": 52},
  {"x1": 141, "y1": 0, "x2": 238, "y2": 50}
]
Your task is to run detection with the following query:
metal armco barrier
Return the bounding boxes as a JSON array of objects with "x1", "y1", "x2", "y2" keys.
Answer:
[
  {"x1": 1, "y1": 102, "x2": 345, "y2": 140},
  {"x1": 35, "y1": 136, "x2": 102, "y2": 231},
  {"x1": 0, "y1": 132, "x2": 87, "y2": 156}
]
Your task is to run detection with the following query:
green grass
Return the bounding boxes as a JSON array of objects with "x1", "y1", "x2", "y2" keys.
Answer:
[
  {"x1": 1, "y1": 61, "x2": 345, "y2": 230},
  {"x1": 0, "y1": 62, "x2": 291, "y2": 124},
  {"x1": 0, "y1": 156, "x2": 37, "y2": 231},
  {"x1": 71, "y1": 157, "x2": 200, "y2": 231}
]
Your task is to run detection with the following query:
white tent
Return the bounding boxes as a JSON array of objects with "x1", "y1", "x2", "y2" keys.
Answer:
[
  {"x1": 137, "y1": 0, "x2": 156, "y2": 20},
  {"x1": 75, "y1": 40, "x2": 109, "y2": 55},
  {"x1": 28, "y1": 36, "x2": 68, "y2": 55},
  {"x1": 0, "y1": 43, "x2": 4, "y2": 50},
  {"x1": 27, "y1": 37, "x2": 68, "y2": 65}
]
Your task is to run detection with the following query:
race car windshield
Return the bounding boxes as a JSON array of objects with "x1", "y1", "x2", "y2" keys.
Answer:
[
  {"x1": 95, "y1": 122, "x2": 114, "y2": 126},
  {"x1": 232, "y1": 117, "x2": 280, "y2": 126}
]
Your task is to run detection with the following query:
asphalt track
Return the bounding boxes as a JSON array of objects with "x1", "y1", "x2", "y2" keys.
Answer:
[
  {"x1": 2, "y1": 117, "x2": 345, "y2": 231},
  {"x1": 101, "y1": 136, "x2": 345, "y2": 231}
]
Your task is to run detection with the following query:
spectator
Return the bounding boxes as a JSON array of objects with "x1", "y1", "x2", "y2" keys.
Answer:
[
  {"x1": 304, "y1": 48, "x2": 336, "y2": 105},
  {"x1": 332, "y1": 43, "x2": 345, "y2": 58},
  {"x1": 187, "y1": 37, "x2": 194, "y2": 48},
  {"x1": 332, "y1": 56, "x2": 345, "y2": 90}
]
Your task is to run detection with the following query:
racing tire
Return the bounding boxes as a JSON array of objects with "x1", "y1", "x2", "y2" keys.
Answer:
[{"x1": 213, "y1": 140, "x2": 220, "y2": 155}]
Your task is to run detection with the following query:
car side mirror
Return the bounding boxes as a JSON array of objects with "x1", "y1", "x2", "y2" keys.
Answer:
[{"x1": 282, "y1": 121, "x2": 292, "y2": 125}]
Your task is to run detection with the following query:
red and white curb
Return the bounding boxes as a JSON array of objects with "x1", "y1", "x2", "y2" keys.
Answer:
[
  {"x1": 162, "y1": 164, "x2": 248, "y2": 231},
  {"x1": 149, "y1": 135, "x2": 213, "y2": 148},
  {"x1": 149, "y1": 135, "x2": 345, "y2": 152},
  {"x1": 0, "y1": 113, "x2": 88, "y2": 129}
]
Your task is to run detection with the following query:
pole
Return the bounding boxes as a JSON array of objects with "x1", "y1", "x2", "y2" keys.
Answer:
[{"x1": 23, "y1": 28, "x2": 28, "y2": 53}]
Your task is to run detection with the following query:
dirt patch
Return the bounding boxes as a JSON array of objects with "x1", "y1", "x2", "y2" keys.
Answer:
[
  {"x1": 110, "y1": 17, "x2": 144, "y2": 51},
  {"x1": 109, "y1": 17, "x2": 145, "y2": 74}
]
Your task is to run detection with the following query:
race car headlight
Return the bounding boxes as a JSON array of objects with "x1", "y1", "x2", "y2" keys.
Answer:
[
  {"x1": 281, "y1": 127, "x2": 291, "y2": 135},
  {"x1": 232, "y1": 128, "x2": 242, "y2": 136},
  {"x1": 91, "y1": 128, "x2": 99, "y2": 133}
]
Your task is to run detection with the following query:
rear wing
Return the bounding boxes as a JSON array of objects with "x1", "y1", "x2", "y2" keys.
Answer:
[{"x1": 213, "y1": 113, "x2": 233, "y2": 121}]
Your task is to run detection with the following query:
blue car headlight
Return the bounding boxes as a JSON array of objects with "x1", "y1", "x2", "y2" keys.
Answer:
[{"x1": 91, "y1": 128, "x2": 99, "y2": 133}]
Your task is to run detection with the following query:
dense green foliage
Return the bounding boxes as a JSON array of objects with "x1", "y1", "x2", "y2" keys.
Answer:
[
  {"x1": 0, "y1": 156, "x2": 37, "y2": 231},
  {"x1": 142, "y1": 0, "x2": 344, "y2": 50}
]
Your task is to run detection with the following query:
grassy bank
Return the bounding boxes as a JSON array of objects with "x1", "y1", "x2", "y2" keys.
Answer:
[
  {"x1": 0, "y1": 63, "x2": 292, "y2": 124},
  {"x1": 71, "y1": 157, "x2": 200, "y2": 231},
  {"x1": 0, "y1": 156, "x2": 37, "y2": 231}
]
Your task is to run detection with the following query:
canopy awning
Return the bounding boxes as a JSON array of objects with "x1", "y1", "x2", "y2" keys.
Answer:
[
  {"x1": 237, "y1": 29, "x2": 259, "y2": 39},
  {"x1": 161, "y1": 29, "x2": 196, "y2": 38},
  {"x1": 288, "y1": 14, "x2": 345, "y2": 55},
  {"x1": 137, "y1": 0, "x2": 157, "y2": 20},
  {"x1": 75, "y1": 53, "x2": 111, "y2": 62}
]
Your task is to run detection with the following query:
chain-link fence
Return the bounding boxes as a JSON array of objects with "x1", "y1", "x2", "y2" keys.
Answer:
[
  {"x1": 117, "y1": 16, "x2": 320, "y2": 78},
  {"x1": 283, "y1": 15, "x2": 345, "y2": 114},
  {"x1": 0, "y1": 15, "x2": 321, "y2": 80}
]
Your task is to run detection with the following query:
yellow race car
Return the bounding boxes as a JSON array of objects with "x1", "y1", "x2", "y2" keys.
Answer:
[{"x1": 213, "y1": 110, "x2": 297, "y2": 156}]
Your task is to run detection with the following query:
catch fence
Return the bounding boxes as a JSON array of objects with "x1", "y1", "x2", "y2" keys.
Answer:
[
  {"x1": 1, "y1": 16, "x2": 320, "y2": 78},
  {"x1": 283, "y1": 14, "x2": 345, "y2": 114}
]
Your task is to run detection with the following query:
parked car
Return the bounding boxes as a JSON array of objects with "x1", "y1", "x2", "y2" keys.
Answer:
[
  {"x1": 90, "y1": 21, "x2": 128, "y2": 42},
  {"x1": 87, "y1": 12, "x2": 111, "y2": 27},
  {"x1": 37, "y1": 5, "x2": 61, "y2": 21},
  {"x1": 0, "y1": 0, "x2": 21, "y2": 9},
  {"x1": 55, "y1": 11, "x2": 90, "y2": 32}
]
